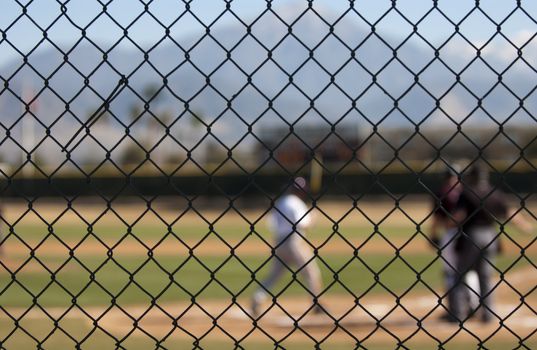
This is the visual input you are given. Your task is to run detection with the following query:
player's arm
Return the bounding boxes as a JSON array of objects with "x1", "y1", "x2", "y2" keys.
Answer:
[
  {"x1": 452, "y1": 192, "x2": 470, "y2": 228},
  {"x1": 428, "y1": 193, "x2": 445, "y2": 247},
  {"x1": 429, "y1": 214, "x2": 442, "y2": 247},
  {"x1": 294, "y1": 198, "x2": 315, "y2": 241},
  {"x1": 297, "y1": 205, "x2": 314, "y2": 230}
]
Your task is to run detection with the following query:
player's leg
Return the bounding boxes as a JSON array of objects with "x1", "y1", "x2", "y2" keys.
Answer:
[
  {"x1": 475, "y1": 258, "x2": 494, "y2": 323},
  {"x1": 292, "y1": 240, "x2": 324, "y2": 314},
  {"x1": 251, "y1": 247, "x2": 291, "y2": 317},
  {"x1": 440, "y1": 228, "x2": 468, "y2": 320},
  {"x1": 471, "y1": 228, "x2": 497, "y2": 323},
  {"x1": 464, "y1": 270, "x2": 480, "y2": 314},
  {"x1": 440, "y1": 228, "x2": 459, "y2": 293},
  {"x1": 448, "y1": 239, "x2": 479, "y2": 322},
  {"x1": 445, "y1": 228, "x2": 480, "y2": 316}
]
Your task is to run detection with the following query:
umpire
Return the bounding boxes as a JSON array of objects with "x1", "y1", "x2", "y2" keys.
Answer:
[
  {"x1": 448, "y1": 164, "x2": 532, "y2": 323},
  {"x1": 430, "y1": 165, "x2": 479, "y2": 318}
]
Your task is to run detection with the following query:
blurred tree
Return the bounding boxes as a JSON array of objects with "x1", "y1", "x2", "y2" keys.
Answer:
[
  {"x1": 121, "y1": 142, "x2": 145, "y2": 166},
  {"x1": 187, "y1": 110, "x2": 208, "y2": 163},
  {"x1": 205, "y1": 139, "x2": 227, "y2": 165},
  {"x1": 84, "y1": 107, "x2": 112, "y2": 130},
  {"x1": 523, "y1": 134, "x2": 537, "y2": 157},
  {"x1": 189, "y1": 110, "x2": 206, "y2": 129},
  {"x1": 32, "y1": 149, "x2": 46, "y2": 169},
  {"x1": 142, "y1": 83, "x2": 162, "y2": 103},
  {"x1": 125, "y1": 84, "x2": 175, "y2": 166}
]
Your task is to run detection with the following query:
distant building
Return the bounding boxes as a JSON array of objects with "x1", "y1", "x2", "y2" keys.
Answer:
[
  {"x1": 256, "y1": 124, "x2": 364, "y2": 168},
  {"x1": 363, "y1": 125, "x2": 537, "y2": 166},
  {"x1": 256, "y1": 123, "x2": 537, "y2": 173}
]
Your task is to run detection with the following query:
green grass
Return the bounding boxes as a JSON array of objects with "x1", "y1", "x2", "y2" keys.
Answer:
[
  {"x1": 7, "y1": 219, "x2": 530, "y2": 254},
  {"x1": 1, "y1": 221, "x2": 534, "y2": 349},
  {"x1": 6, "y1": 221, "x2": 422, "y2": 243},
  {"x1": 1, "y1": 218, "x2": 533, "y2": 309},
  {"x1": 1, "y1": 249, "x2": 531, "y2": 308},
  {"x1": 0, "y1": 252, "x2": 438, "y2": 307}
]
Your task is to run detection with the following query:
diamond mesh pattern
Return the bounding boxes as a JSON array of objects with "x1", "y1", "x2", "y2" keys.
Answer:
[{"x1": 0, "y1": 1, "x2": 536, "y2": 349}]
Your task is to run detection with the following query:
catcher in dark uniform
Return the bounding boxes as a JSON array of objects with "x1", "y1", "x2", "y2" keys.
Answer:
[
  {"x1": 430, "y1": 165, "x2": 479, "y2": 318},
  {"x1": 448, "y1": 164, "x2": 533, "y2": 323}
]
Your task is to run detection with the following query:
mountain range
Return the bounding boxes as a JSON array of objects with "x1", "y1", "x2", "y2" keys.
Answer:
[{"x1": 0, "y1": 4, "x2": 536, "y2": 165}]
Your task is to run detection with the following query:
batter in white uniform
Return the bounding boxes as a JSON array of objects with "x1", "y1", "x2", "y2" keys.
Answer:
[{"x1": 251, "y1": 177, "x2": 324, "y2": 317}]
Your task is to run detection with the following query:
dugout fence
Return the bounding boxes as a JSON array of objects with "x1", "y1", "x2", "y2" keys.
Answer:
[{"x1": 0, "y1": 1, "x2": 536, "y2": 349}]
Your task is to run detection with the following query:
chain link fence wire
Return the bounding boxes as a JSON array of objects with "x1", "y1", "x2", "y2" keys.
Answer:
[{"x1": 0, "y1": 0, "x2": 536, "y2": 349}]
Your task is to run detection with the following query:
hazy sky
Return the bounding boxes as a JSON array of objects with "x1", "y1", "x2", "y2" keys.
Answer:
[{"x1": 1, "y1": 0, "x2": 536, "y2": 67}]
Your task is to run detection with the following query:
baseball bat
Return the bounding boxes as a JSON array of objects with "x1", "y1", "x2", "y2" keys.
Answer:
[{"x1": 310, "y1": 151, "x2": 323, "y2": 195}]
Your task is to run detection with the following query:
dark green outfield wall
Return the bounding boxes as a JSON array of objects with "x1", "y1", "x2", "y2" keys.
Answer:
[{"x1": 2, "y1": 171, "x2": 535, "y2": 198}]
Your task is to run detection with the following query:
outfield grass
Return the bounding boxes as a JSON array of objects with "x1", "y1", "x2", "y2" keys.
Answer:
[
  {"x1": 5, "y1": 221, "x2": 422, "y2": 245},
  {"x1": 1, "y1": 216, "x2": 534, "y2": 308},
  {"x1": 0, "y1": 252, "x2": 439, "y2": 307},
  {"x1": 1, "y1": 246, "x2": 532, "y2": 308},
  {"x1": 1, "y1": 217, "x2": 534, "y2": 349},
  {"x1": 7, "y1": 215, "x2": 531, "y2": 246}
]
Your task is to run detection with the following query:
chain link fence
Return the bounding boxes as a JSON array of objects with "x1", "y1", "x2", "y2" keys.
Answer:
[{"x1": 1, "y1": 1, "x2": 536, "y2": 349}]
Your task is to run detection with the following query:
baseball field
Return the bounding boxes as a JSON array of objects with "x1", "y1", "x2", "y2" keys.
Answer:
[{"x1": 0, "y1": 196, "x2": 535, "y2": 349}]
